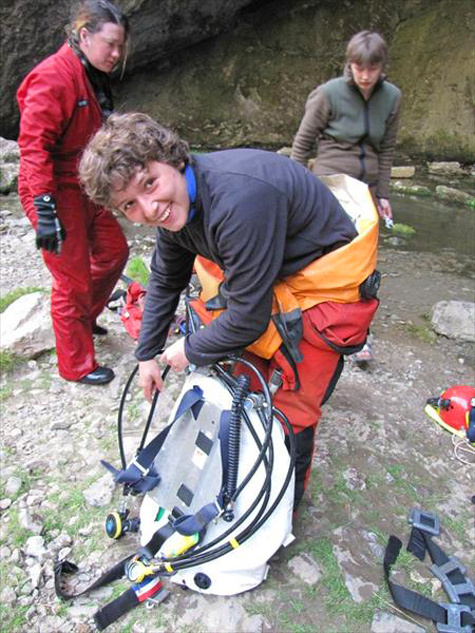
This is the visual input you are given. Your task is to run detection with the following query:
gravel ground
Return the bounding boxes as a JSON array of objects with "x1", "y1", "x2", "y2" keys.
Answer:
[{"x1": 0, "y1": 192, "x2": 474, "y2": 633}]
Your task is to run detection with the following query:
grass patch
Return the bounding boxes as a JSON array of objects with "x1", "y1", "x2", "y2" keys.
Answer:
[
  {"x1": 2, "y1": 509, "x2": 31, "y2": 548},
  {"x1": 125, "y1": 256, "x2": 150, "y2": 286},
  {"x1": 0, "y1": 286, "x2": 45, "y2": 313},
  {"x1": 444, "y1": 514, "x2": 472, "y2": 544},
  {"x1": 0, "y1": 384, "x2": 13, "y2": 401},
  {"x1": 308, "y1": 537, "x2": 379, "y2": 627},
  {"x1": 385, "y1": 465, "x2": 420, "y2": 502},
  {"x1": 392, "y1": 223, "x2": 416, "y2": 236},
  {"x1": 404, "y1": 322, "x2": 435, "y2": 343},
  {"x1": 41, "y1": 485, "x2": 108, "y2": 544},
  {"x1": 0, "y1": 604, "x2": 30, "y2": 632},
  {"x1": 0, "y1": 351, "x2": 21, "y2": 373}
]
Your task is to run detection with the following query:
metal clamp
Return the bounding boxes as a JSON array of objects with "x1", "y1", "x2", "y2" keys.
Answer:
[
  {"x1": 145, "y1": 588, "x2": 170, "y2": 610},
  {"x1": 436, "y1": 603, "x2": 474, "y2": 633},
  {"x1": 408, "y1": 508, "x2": 440, "y2": 536},
  {"x1": 431, "y1": 557, "x2": 475, "y2": 604}
]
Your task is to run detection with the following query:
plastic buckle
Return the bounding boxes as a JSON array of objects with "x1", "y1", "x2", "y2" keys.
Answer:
[
  {"x1": 145, "y1": 588, "x2": 170, "y2": 610},
  {"x1": 431, "y1": 557, "x2": 475, "y2": 604},
  {"x1": 408, "y1": 508, "x2": 440, "y2": 536},
  {"x1": 133, "y1": 460, "x2": 150, "y2": 477},
  {"x1": 436, "y1": 603, "x2": 474, "y2": 633}
]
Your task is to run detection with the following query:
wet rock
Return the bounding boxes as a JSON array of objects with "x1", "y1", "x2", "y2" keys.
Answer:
[
  {"x1": 431, "y1": 300, "x2": 475, "y2": 342},
  {"x1": 0, "y1": 292, "x2": 55, "y2": 358},
  {"x1": 390, "y1": 181, "x2": 431, "y2": 196},
  {"x1": 435, "y1": 185, "x2": 475, "y2": 205},
  {"x1": 371, "y1": 610, "x2": 426, "y2": 632},
  {"x1": 391, "y1": 166, "x2": 415, "y2": 178},
  {"x1": 288, "y1": 553, "x2": 323, "y2": 584},
  {"x1": 427, "y1": 161, "x2": 464, "y2": 176},
  {"x1": 83, "y1": 473, "x2": 115, "y2": 507}
]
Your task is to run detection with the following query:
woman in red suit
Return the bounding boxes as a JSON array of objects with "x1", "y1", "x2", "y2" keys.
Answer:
[{"x1": 17, "y1": 0, "x2": 130, "y2": 385}]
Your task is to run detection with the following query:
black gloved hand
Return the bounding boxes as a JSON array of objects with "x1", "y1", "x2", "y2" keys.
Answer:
[{"x1": 33, "y1": 194, "x2": 66, "y2": 254}]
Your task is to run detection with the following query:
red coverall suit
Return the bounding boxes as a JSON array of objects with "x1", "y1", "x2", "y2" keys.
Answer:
[{"x1": 17, "y1": 43, "x2": 129, "y2": 381}]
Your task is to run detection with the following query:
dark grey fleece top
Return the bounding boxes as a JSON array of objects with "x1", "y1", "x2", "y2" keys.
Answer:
[{"x1": 135, "y1": 149, "x2": 357, "y2": 366}]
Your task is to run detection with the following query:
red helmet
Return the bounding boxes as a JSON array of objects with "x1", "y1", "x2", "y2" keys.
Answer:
[{"x1": 425, "y1": 385, "x2": 475, "y2": 441}]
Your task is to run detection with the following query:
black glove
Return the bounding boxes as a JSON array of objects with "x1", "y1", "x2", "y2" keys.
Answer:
[{"x1": 33, "y1": 194, "x2": 66, "y2": 254}]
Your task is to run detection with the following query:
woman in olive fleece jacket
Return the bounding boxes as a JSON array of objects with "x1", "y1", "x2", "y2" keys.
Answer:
[{"x1": 291, "y1": 32, "x2": 401, "y2": 220}]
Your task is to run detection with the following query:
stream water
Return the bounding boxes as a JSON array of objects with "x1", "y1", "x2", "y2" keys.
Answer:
[{"x1": 380, "y1": 193, "x2": 475, "y2": 278}]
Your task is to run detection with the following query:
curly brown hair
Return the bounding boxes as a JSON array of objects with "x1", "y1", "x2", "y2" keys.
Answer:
[{"x1": 79, "y1": 112, "x2": 190, "y2": 208}]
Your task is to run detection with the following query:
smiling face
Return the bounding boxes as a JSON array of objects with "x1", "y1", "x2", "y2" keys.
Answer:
[
  {"x1": 79, "y1": 21, "x2": 126, "y2": 73},
  {"x1": 112, "y1": 161, "x2": 190, "y2": 230},
  {"x1": 350, "y1": 62, "x2": 383, "y2": 99}
]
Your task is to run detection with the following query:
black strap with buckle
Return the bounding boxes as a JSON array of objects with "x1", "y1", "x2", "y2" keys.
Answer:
[{"x1": 384, "y1": 509, "x2": 475, "y2": 633}]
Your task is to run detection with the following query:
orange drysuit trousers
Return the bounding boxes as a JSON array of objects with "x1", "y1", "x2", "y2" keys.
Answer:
[{"x1": 242, "y1": 298, "x2": 377, "y2": 507}]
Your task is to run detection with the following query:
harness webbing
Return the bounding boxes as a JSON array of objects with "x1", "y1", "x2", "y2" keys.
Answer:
[
  {"x1": 384, "y1": 513, "x2": 475, "y2": 632},
  {"x1": 54, "y1": 557, "x2": 167, "y2": 630},
  {"x1": 102, "y1": 385, "x2": 204, "y2": 493}
]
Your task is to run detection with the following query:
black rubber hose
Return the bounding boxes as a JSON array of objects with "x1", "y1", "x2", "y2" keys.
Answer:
[
  {"x1": 118, "y1": 364, "x2": 139, "y2": 469},
  {"x1": 117, "y1": 364, "x2": 170, "y2": 469},
  {"x1": 226, "y1": 373, "x2": 250, "y2": 501}
]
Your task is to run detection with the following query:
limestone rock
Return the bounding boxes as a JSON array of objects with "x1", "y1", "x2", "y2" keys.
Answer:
[
  {"x1": 24, "y1": 535, "x2": 47, "y2": 560},
  {"x1": 427, "y1": 161, "x2": 464, "y2": 176},
  {"x1": 371, "y1": 610, "x2": 426, "y2": 632},
  {"x1": 331, "y1": 526, "x2": 380, "y2": 603},
  {"x1": 288, "y1": 553, "x2": 323, "y2": 584},
  {"x1": 431, "y1": 301, "x2": 475, "y2": 342},
  {"x1": 0, "y1": 292, "x2": 55, "y2": 358},
  {"x1": 1, "y1": 0, "x2": 258, "y2": 139},
  {"x1": 391, "y1": 166, "x2": 415, "y2": 178},
  {"x1": 0, "y1": 137, "x2": 20, "y2": 194},
  {"x1": 5, "y1": 475, "x2": 22, "y2": 497},
  {"x1": 390, "y1": 181, "x2": 431, "y2": 196},
  {"x1": 176, "y1": 595, "x2": 264, "y2": 633},
  {"x1": 435, "y1": 185, "x2": 475, "y2": 205},
  {"x1": 83, "y1": 473, "x2": 115, "y2": 507}
]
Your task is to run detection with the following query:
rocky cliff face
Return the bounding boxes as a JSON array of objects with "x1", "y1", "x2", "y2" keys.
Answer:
[
  {"x1": 0, "y1": 0, "x2": 257, "y2": 139},
  {"x1": 2, "y1": 0, "x2": 474, "y2": 161},
  {"x1": 115, "y1": 0, "x2": 475, "y2": 161}
]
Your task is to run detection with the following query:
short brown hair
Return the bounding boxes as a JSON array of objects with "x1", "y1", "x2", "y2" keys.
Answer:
[
  {"x1": 79, "y1": 112, "x2": 190, "y2": 208},
  {"x1": 345, "y1": 31, "x2": 388, "y2": 68}
]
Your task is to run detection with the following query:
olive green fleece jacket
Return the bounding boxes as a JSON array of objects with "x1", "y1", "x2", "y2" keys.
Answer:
[{"x1": 291, "y1": 72, "x2": 402, "y2": 199}]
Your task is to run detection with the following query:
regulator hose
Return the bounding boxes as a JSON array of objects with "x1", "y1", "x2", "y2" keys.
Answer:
[{"x1": 225, "y1": 373, "x2": 250, "y2": 503}]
